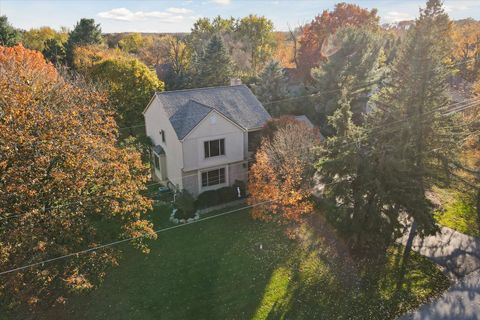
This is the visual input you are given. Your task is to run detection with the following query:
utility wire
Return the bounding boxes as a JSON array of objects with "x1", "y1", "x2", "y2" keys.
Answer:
[
  {"x1": 2, "y1": 98, "x2": 479, "y2": 220},
  {"x1": 116, "y1": 55, "x2": 480, "y2": 131},
  {"x1": 0, "y1": 200, "x2": 272, "y2": 276}
]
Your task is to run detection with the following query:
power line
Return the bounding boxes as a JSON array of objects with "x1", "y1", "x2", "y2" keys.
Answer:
[
  {"x1": 3, "y1": 97, "x2": 479, "y2": 221},
  {"x1": 0, "y1": 160, "x2": 252, "y2": 220},
  {"x1": 116, "y1": 55, "x2": 480, "y2": 130},
  {"x1": 0, "y1": 200, "x2": 272, "y2": 276}
]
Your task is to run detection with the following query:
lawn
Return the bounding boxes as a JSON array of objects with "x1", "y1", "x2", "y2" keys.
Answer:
[
  {"x1": 433, "y1": 188, "x2": 480, "y2": 237},
  {"x1": 32, "y1": 204, "x2": 449, "y2": 320}
]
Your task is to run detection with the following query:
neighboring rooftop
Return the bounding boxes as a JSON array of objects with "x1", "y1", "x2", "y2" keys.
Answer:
[
  {"x1": 153, "y1": 85, "x2": 271, "y2": 139},
  {"x1": 294, "y1": 114, "x2": 326, "y2": 142}
]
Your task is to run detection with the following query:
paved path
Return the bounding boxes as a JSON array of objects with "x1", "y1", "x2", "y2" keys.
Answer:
[
  {"x1": 399, "y1": 225, "x2": 480, "y2": 278},
  {"x1": 399, "y1": 226, "x2": 480, "y2": 319},
  {"x1": 401, "y1": 269, "x2": 480, "y2": 320}
]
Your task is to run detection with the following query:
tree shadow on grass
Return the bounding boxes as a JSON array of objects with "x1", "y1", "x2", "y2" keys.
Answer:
[{"x1": 250, "y1": 214, "x2": 450, "y2": 320}]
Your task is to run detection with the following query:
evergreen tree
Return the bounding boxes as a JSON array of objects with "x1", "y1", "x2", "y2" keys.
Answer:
[
  {"x1": 311, "y1": 26, "x2": 384, "y2": 135},
  {"x1": 194, "y1": 35, "x2": 233, "y2": 87},
  {"x1": 42, "y1": 38, "x2": 66, "y2": 65},
  {"x1": 318, "y1": 86, "x2": 401, "y2": 256},
  {"x1": 66, "y1": 18, "x2": 103, "y2": 66},
  {"x1": 0, "y1": 15, "x2": 20, "y2": 47},
  {"x1": 253, "y1": 60, "x2": 289, "y2": 114},
  {"x1": 369, "y1": 0, "x2": 467, "y2": 285}
]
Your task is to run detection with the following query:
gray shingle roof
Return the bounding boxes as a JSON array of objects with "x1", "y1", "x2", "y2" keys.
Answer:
[
  {"x1": 152, "y1": 145, "x2": 165, "y2": 155},
  {"x1": 169, "y1": 100, "x2": 212, "y2": 139},
  {"x1": 155, "y1": 85, "x2": 271, "y2": 139}
]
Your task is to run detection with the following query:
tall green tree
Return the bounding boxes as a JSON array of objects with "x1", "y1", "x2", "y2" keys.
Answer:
[
  {"x1": 89, "y1": 57, "x2": 164, "y2": 129},
  {"x1": 194, "y1": 34, "x2": 233, "y2": 87},
  {"x1": 370, "y1": 0, "x2": 467, "y2": 285},
  {"x1": 66, "y1": 18, "x2": 103, "y2": 66},
  {"x1": 0, "y1": 15, "x2": 20, "y2": 47},
  {"x1": 253, "y1": 60, "x2": 289, "y2": 114},
  {"x1": 42, "y1": 38, "x2": 66, "y2": 65},
  {"x1": 311, "y1": 26, "x2": 384, "y2": 134},
  {"x1": 188, "y1": 16, "x2": 236, "y2": 55},
  {"x1": 163, "y1": 37, "x2": 193, "y2": 90},
  {"x1": 318, "y1": 87, "x2": 401, "y2": 256},
  {"x1": 237, "y1": 15, "x2": 275, "y2": 75},
  {"x1": 22, "y1": 26, "x2": 68, "y2": 52}
]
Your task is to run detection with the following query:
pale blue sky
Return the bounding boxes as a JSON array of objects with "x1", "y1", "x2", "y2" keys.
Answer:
[{"x1": 1, "y1": 0, "x2": 479, "y2": 33}]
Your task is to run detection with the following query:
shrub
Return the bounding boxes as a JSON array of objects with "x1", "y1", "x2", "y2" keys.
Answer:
[
  {"x1": 217, "y1": 186, "x2": 236, "y2": 203},
  {"x1": 195, "y1": 182, "x2": 246, "y2": 209},
  {"x1": 196, "y1": 190, "x2": 221, "y2": 209},
  {"x1": 175, "y1": 191, "x2": 196, "y2": 219}
]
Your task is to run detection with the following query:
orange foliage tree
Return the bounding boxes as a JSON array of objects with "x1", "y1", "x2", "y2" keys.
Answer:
[
  {"x1": 297, "y1": 3, "x2": 379, "y2": 79},
  {"x1": 0, "y1": 45, "x2": 156, "y2": 308},
  {"x1": 248, "y1": 117, "x2": 322, "y2": 226}
]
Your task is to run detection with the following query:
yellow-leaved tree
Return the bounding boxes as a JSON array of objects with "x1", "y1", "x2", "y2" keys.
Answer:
[{"x1": 0, "y1": 45, "x2": 156, "y2": 309}]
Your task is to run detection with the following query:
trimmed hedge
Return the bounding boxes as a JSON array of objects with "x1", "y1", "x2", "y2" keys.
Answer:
[{"x1": 195, "y1": 180, "x2": 246, "y2": 209}]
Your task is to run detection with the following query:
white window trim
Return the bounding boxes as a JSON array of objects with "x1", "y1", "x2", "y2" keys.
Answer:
[
  {"x1": 203, "y1": 138, "x2": 226, "y2": 159},
  {"x1": 198, "y1": 165, "x2": 229, "y2": 192}
]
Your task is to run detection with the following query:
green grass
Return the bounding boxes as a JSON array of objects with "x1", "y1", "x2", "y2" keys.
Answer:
[
  {"x1": 35, "y1": 205, "x2": 449, "y2": 320},
  {"x1": 433, "y1": 188, "x2": 480, "y2": 237}
]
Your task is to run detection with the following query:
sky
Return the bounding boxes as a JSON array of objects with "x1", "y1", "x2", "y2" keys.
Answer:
[{"x1": 1, "y1": 0, "x2": 480, "y2": 33}]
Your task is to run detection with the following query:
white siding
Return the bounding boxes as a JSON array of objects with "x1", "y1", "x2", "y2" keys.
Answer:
[
  {"x1": 144, "y1": 97, "x2": 184, "y2": 189},
  {"x1": 182, "y1": 111, "x2": 244, "y2": 172}
]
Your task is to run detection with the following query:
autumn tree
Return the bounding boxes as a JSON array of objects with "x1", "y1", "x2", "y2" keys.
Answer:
[
  {"x1": 0, "y1": 45, "x2": 156, "y2": 308},
  {"x1": 0, "y1": 15, "x2": 20, "y2": 47},
  {"x1": 118, "y1": 33, "x2": 144, "y2": 54},
  {"x1": 237, "y1": 15, "x2": 275, "y2": 75},
  {"x1": 89, "y1": 56, "x2": 164, "y2": 129},
  {"x1": 66, "y1": 18, "x2": 103, "y2": 66},
  {"x1": 297, "y1": 3, "x2": 379, "y2": 79},
  {"x1": 248, "y1": 117, "x2": 322, "y2": 226},
  {"x1": 137, "y1": 35, "x2": 172, "y2": 67},
  {"x1": 22, "y1": 26, "x2": 68, "y2": 52},
  {"x1": 162, "y1": 37, "x2": 193, "y2": 90},
  {"x1": 450, "y1": 19, "x2": 480, "y2": 81},
  {"x1": 188, "y1": 16, "x2": 236, "y2": 54},
  {"x1": 194, "y1": 34, "x2": 233, "y2": 87}
]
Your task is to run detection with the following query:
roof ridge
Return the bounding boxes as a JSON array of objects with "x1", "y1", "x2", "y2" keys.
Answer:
[
  {"x1": 186, "y1": 99, "x2": 213, "y2": 110},
  {"x1": 156, "y1": 84, "x2": 246, "y2": 95}
]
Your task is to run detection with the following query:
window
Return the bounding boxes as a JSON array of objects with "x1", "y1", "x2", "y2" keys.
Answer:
[
  {"x1": 153, "y1": 154, "x2": 160, "y2": 170},
  {"x1": 160, "y1": 130, "x2": 165, "y2": 143},
  {"x1": 201, "y1": 168, "x2": 226, "y2": 187},
  {"x1": 204, "y1": 139, "x2": 225, "y2": 158}
]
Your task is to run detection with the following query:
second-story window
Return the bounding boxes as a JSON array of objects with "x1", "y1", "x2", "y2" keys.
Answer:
[{"x1": 204, "y1": 139, "x2": 225, "y2": 158}]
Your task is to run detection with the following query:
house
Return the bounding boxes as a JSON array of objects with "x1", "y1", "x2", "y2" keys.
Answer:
[{"x1": 143, "y1": 84, "x2": 271, "y2": 196}]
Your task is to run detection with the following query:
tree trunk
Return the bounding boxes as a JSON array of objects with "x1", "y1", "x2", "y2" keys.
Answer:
[
  {"x1": 396, "y1": 220, "x2": 417, "y2": 293},
  {"x1": 476, "y1": 189, "x2": 480, "y2": 230}
]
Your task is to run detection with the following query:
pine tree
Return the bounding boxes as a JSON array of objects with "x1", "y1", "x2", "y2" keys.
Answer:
[
  {"x1": 318, "y1": 86, "x2": 401, "y2": 256},
  {"x1": 194, "y1": 35, "x2": 233, "y2": 87},
  {"x1": 0, "y1": 15, "x2": 20, "y2": 47},
  {"x1": 253, "y1": 60, "x2": 289, "y2": 114},
  {"x1": 42, "y1": 38, "x2": 66, "y2": 65},
  {"x1": 311, "y1": 26, "x2": 384, "y2": 134},
  {"x1": 369, "y1": 0, "x2": 468, "y2": 287},
  {"x1": 66, "y1": 18, "x2": 103, "y2": 66}
]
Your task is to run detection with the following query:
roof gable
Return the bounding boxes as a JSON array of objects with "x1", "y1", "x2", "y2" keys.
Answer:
[
  {"x1": 154, "y1": 85, "x2": 271, "y2": 139},
  {"x1": 169, "y1": 100, "x2": 212, "y2": 140}
]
